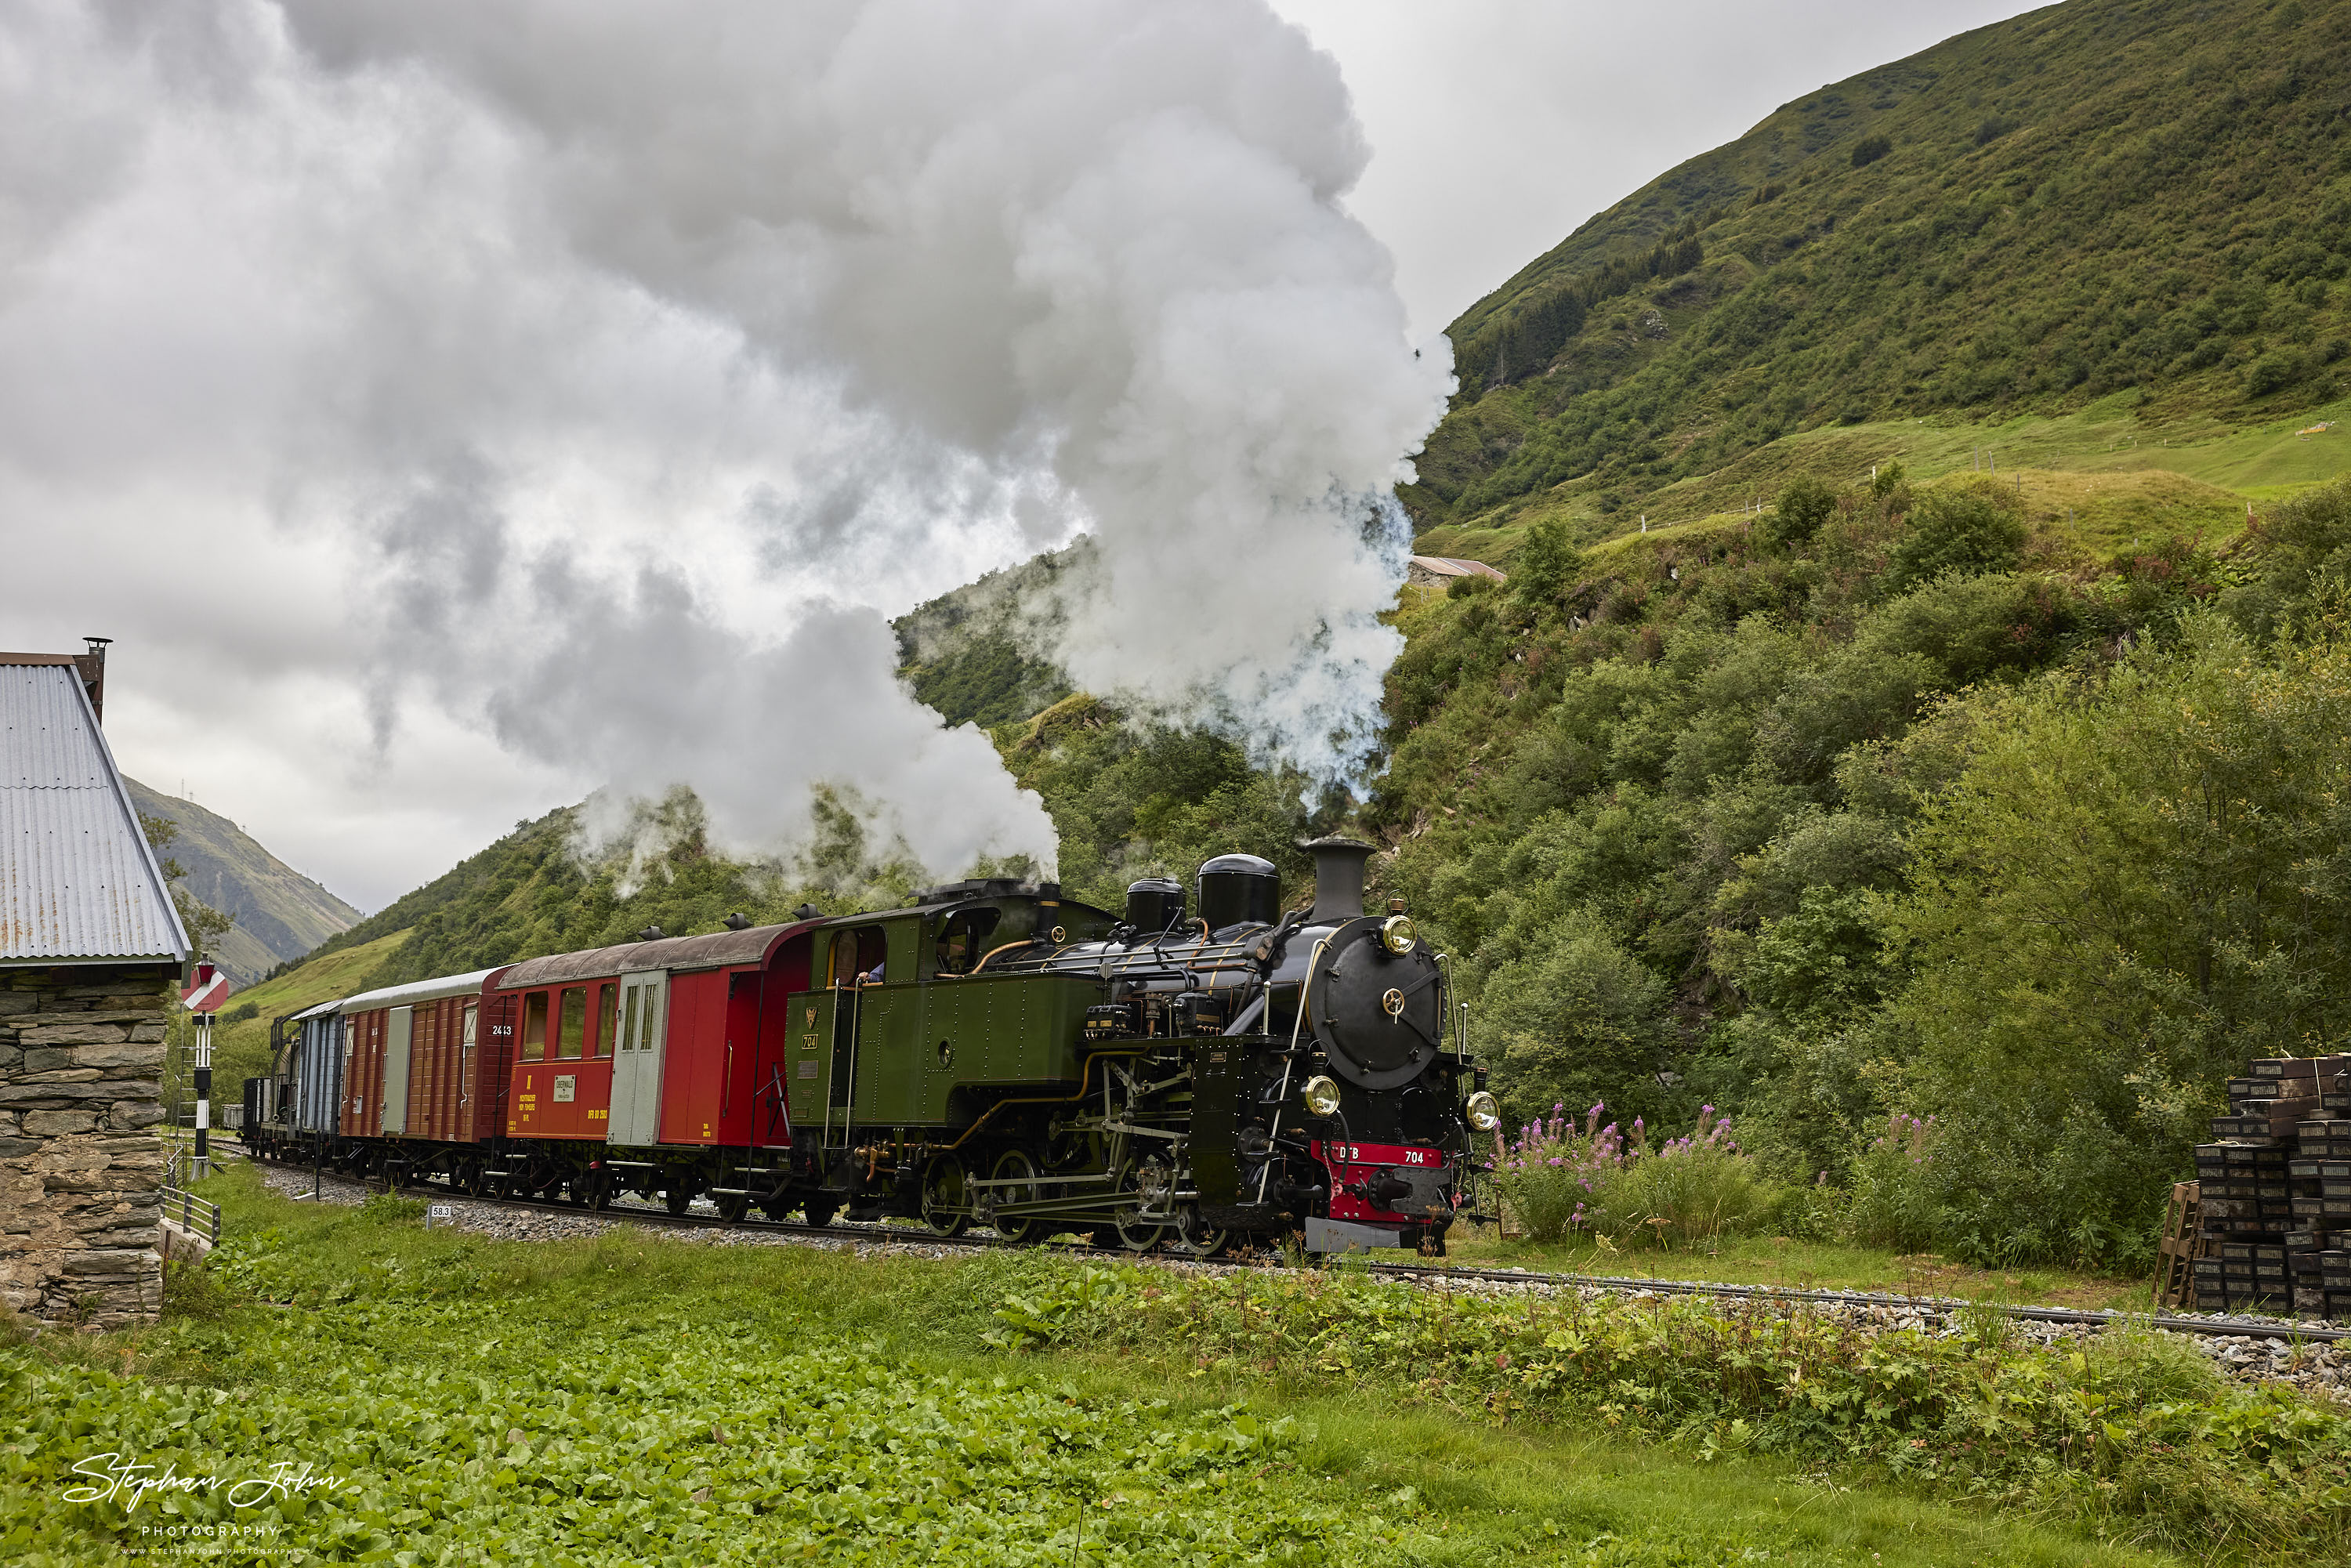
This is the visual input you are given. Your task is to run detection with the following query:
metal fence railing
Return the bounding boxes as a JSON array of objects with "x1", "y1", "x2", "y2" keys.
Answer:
[{"x1": 160, "y1": 1183, "x2": 222, "y2": 1244}]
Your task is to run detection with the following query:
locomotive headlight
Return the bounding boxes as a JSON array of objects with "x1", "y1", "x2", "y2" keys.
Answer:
[
  {"x1": 1380, "y1": 914, "x2": 1418, "y2": 955},
  {"x1": 1302, "y1": 1075, "x2": 1342, "y2": 1118},
  {"x1": 1465, "y1": 1091, "x2": 1501, "y2": 1132}
]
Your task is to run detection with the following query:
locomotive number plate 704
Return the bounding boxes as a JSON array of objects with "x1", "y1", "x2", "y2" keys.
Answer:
[{"x1": 1335, "y1": 1144, "x2": 1440, "y2": 1167}]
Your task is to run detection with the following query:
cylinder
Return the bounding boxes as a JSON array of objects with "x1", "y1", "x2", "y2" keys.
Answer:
[
  {"x1": 1299, "y1": 836, "x2": 1375, "y2": 923},
  {"x1": 1125, "y1": 877, "x2": 1186, "y2": 935},
  {"x1": 1196, "y1": 853, "x2": 1280, "y2": 932}
]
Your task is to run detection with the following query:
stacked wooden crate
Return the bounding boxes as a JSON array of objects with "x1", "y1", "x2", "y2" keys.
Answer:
[{"x1": 2192, "y1": 1056, "x2": 2351, "y2": 1319}]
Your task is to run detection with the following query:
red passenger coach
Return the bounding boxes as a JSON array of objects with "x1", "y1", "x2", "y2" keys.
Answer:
[{"x1": 494, "y1": 921, "x2": 820, "y2": 1153}]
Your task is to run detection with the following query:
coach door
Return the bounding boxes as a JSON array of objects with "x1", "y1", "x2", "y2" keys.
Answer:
[
  {"x1": 608, "y1": 970, "x2": 668, "y2": 1148},
  {"x1": 381, "y1": 1006, "x2": 415, "y2": 1135}
]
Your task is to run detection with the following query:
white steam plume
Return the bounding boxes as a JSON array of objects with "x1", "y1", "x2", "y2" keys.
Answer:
[{"x1": 0, "y1": 1, "x2": 1451, "y2": 880}]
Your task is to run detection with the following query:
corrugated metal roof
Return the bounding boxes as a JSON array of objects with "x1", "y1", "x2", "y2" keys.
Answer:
[
  {"x1": 495, "y1": 923, "x2": 810, "y2": 990},
  {"x1": 338, "y1": 967, "x2": 506, "y2": 1014},
  {"x1": 0, "y1": 662, "x2": 189, "y2": 964},
  {"x1": 291, "y1": 997, "x2": 348, "y2": 1021}
]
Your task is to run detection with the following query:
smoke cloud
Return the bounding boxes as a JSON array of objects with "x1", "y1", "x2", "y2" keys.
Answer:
[{"x1": 0, "y1": 1, "x2": 1449, "y2": 882}]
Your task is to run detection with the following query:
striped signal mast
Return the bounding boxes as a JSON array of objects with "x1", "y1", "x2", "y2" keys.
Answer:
[{"x1": 182, "y1": 959, "x2": 230, "y2": 1179}]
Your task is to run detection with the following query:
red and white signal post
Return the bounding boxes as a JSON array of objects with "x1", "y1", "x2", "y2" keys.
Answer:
[{"x1": 182, "y1": 961, "x2": 229, "y2": 1179}]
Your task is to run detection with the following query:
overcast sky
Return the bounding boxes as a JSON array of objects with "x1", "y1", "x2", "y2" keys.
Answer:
[{"x1": 5, "y1": 1, "x2": 2041, "y2": 918}]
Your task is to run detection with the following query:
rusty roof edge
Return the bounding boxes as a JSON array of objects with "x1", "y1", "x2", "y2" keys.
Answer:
[{"x1": 494, "y1": 920, "x2": 823, "y2": 990}]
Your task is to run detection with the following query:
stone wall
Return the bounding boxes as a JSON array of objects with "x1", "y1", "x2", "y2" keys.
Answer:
[{"x1": 0, "y1": 963, "x2": 173, "y2": 1328}]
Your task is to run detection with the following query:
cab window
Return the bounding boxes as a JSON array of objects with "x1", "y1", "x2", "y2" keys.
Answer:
[
  {"x1": 558, "y1": 987, "x2": 586, "y2": 1059},
  {"x1": 522, "y1": 993, "x2": 548, "y2": 1061},
  {"x1": 828, "y1": 927, "x2": 889, "y2": 987},
  {"x1": 935, "y1": 909, "x2": 1002, "y2": 975}
]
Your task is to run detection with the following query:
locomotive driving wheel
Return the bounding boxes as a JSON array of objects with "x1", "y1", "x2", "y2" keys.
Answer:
[
  {"x1": 1171, "y1": 1206, "x2": 1229, "y2": 1258},
  {"x1": 988, "y1": 1149, "x2": 1044, "y2": 1244},
  {"x1": 1110, "y1": 1157, "x2": 1173, "y2": 1252},
  {"x1": 921, "y1": 1154, "x2": 972, "y2": 1237}
]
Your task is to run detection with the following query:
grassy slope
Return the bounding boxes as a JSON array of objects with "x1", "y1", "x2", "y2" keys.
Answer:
[
  {"x1": 1411, "y1": 0, "x2": 2351, "y2": 559},
  {"x1": 0, "y1": 1164, "x2": 2197, "y2": 1567}
]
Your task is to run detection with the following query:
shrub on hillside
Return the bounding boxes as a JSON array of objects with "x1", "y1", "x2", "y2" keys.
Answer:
[
  {"x1": 1849, "y1": 133, "x2": 1891, "y2": 168},
  {"x1": 1509, "y1": 516, "x2": 1587, "y2": 607},
  {"x1": 1893, "y1": 617, "x2": 2351, "y2": 1266},
  {"x1": 1762, "y1": 475, "x2": 1837, "y2": 551},
  {"x1": 2244, "y1": 347, "x2": 2304, "y2": 397},
  {"x1": 1884, "y1": 481, "x2": 2025, "y2": 592},
  {"x1": 1480, "y1": 911, "x2": 1672, "y2": 1125}
]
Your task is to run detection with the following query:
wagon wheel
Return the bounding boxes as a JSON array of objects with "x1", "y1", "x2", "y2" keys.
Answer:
[
  {"x1": 664, "y1": 1184, "x2": 694, "y2": 1216},
  {"x1": 579, "y1": 1170, "x2": 614, "y2": 1212},
  {"x1": 1171, "y1": 1206, "x2": 1230, "y2": 1259},
  {"x1": 714, "y1": 1190, "x2": 752, "y2": 1224},
  {"x1": 799, "y1": 1196, "x2": 841, "y2": 1229},
  {"x1": 921, "y1": 1154, "x2": 971, "y2": 1237},
  {"x1": 989, "y1": 1150, "x2": 1044, "y2": 1244},
  {"x1": 457, "y1": 1164, "x2": 489, "y2": 1199}
]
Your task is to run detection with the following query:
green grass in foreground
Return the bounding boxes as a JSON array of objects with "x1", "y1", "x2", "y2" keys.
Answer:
[
  {"x1": 1441, "y1": 1226, "x2": 2148, "y2": 1312},
  {"x1": 1, "y1": 1164, "x2": 2320, "y2": 1566}
]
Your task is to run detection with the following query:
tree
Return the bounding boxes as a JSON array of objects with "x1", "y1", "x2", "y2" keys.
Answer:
[
  {"x1": 1510, "y1": 518, "x2": 1586, "y2": 608},
  {"x1": 1762, "y1": 475, "x2": 1838, "y2": 551},
  {"x1": 1885, "y1": 480, "x2": 2025, "y2": 592},
  {"x1": 139, "y1": 810, "x2": 234, "y2": 959}
]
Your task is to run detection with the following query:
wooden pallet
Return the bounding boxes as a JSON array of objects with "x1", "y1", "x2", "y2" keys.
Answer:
[{"x1": 2154, "y1": 1179, "x2": 2204, "y2": 1309}]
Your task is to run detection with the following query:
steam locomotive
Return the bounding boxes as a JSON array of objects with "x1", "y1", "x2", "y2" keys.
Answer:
[{"x1": 244, "y1": 838, "x2": 1498, "y2": 1254}]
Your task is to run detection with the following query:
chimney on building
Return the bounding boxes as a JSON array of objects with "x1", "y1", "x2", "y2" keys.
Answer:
[{"x1": 77, "y1": 636, "x2": 110, "y2": 723}]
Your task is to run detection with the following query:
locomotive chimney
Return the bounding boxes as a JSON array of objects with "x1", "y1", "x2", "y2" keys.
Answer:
[{"x1": 1299, "y1": 836, "x2": 1375, "y2": 923}]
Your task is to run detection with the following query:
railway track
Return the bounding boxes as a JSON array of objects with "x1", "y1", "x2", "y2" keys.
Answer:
[{"x1": 233, "y1": 1142, "x2": 2347, "y2": 1345}]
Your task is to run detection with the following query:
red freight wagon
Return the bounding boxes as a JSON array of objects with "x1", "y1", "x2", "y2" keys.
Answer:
[
  {"x1": 494, "y1": 922, "x2": 819, "y2": 1151},
  {"x1": 338, "y1": 969, "x2": 509, "y2": 1143}
]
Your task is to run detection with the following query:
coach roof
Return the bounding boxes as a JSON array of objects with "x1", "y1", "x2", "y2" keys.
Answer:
[
  {"x1": 494, "y1": 922, "x2": 814, "y2": 990},
  {"x1": 338, "y1": 967, "x2": 505, "y2": 1014}
]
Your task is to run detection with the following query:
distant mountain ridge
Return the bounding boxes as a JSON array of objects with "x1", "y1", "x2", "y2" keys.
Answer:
[{"x1": 125, "y1": 778, "x2": 362, "y2": 987}]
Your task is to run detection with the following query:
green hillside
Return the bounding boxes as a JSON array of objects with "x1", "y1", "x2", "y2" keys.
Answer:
[
  {"x1": 126, "y1": 778, "x2": 362, "y2": 986},
  {"x1": 1408, "y1": 0, "x2": 2351, "y2": 555}
]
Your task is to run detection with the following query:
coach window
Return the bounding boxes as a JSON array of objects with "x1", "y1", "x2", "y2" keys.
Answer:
[
  {"x1": 559, "y1": 987, "x2": 587, "y2": 1059},
  {"x1": 522, "y1": 993, "x2": 549, "y2": 1061},
  {"x1": 594, "y1": 983, "x2": 617, "y2": 1059},
  {"x1": 621, "y1": 986, "x2": 641, "y2": 1053}
]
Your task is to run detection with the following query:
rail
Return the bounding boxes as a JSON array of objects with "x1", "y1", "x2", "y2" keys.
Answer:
[{"x1": 160, "y1": 1183, "x2": 222, "y2": 1244}]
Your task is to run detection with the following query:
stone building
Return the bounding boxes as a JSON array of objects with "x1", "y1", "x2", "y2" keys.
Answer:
[{"x1": 1, "y1": 646, "x2": 188, "y2": 1328}]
